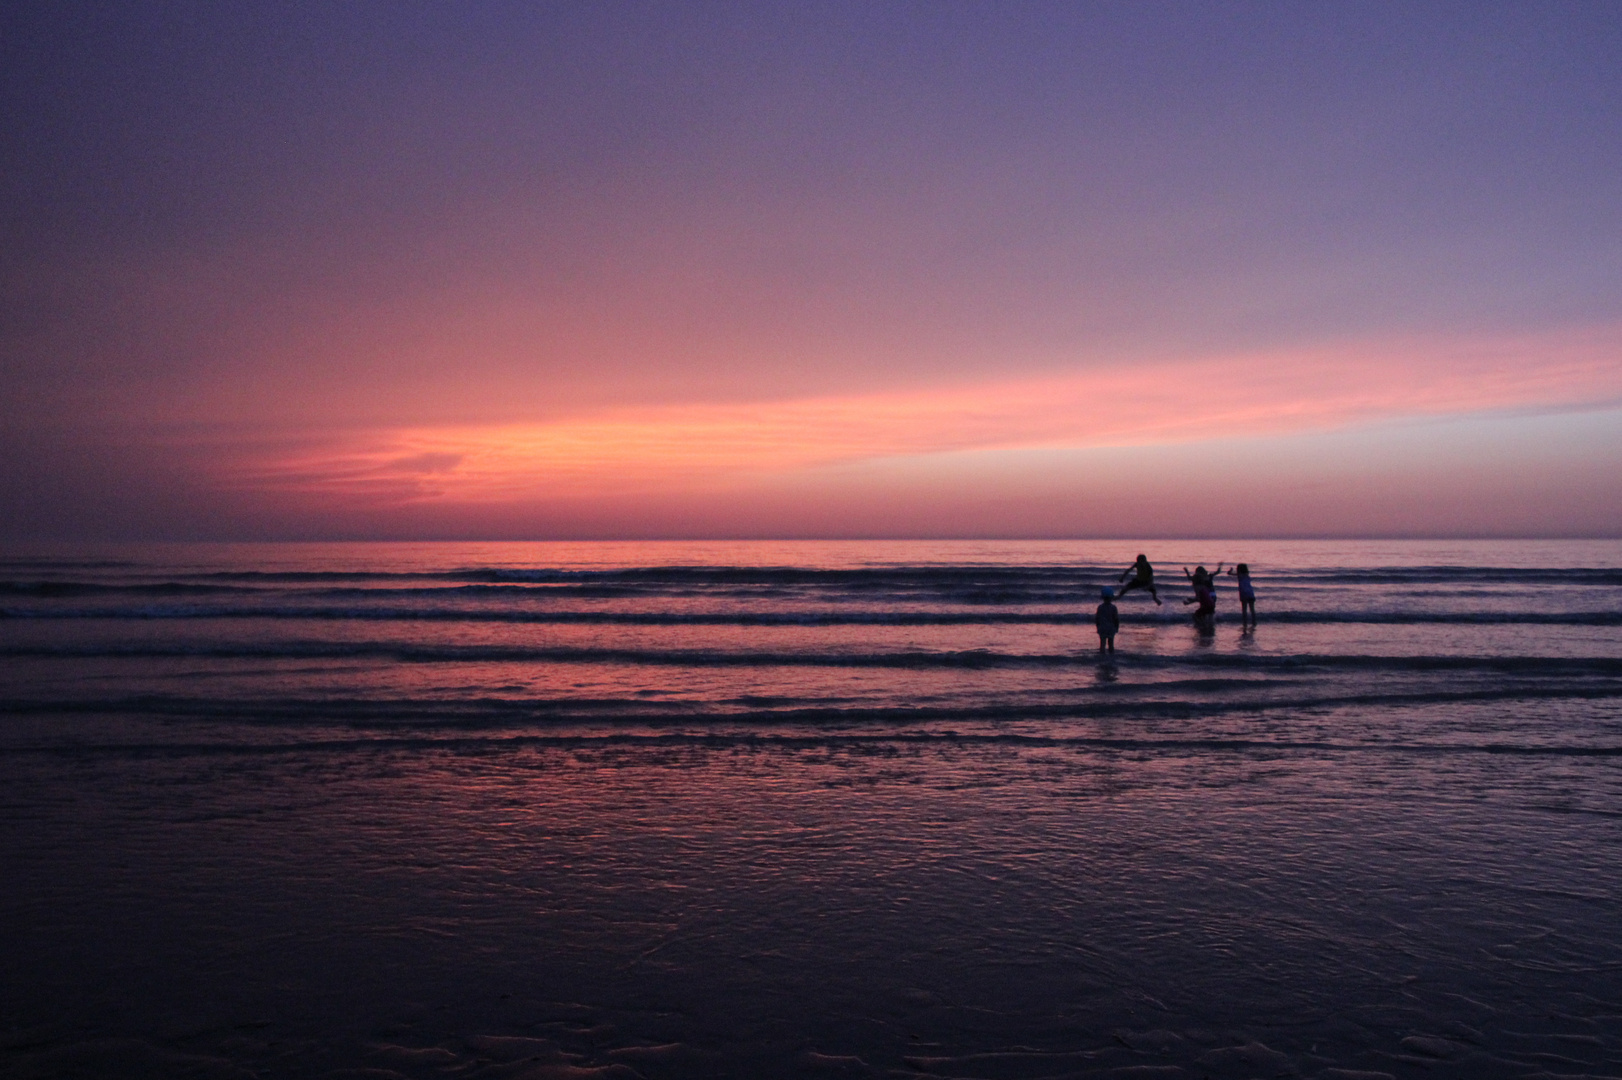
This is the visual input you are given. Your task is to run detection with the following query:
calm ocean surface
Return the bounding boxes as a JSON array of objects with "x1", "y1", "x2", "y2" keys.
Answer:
[{"x1": 3, "y1": 539, "x2": 1621, "y2": 1079}]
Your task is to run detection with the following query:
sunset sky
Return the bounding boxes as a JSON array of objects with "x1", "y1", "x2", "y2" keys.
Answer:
[{"x1": 3, "y1": 2, "x2": 1619, "y2": 539}]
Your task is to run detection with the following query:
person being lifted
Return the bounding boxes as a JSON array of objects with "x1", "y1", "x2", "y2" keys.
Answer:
[{"x1": 1116, "y1": 553, "x2": 1163, "y2": 605}]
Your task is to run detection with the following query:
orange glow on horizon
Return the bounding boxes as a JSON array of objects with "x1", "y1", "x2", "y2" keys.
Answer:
[{"x1": 212, "y1": 327, "x2": 1622, "y2": 508}]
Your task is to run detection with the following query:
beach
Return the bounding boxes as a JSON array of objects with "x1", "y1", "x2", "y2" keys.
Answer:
[{"x1": 3, "y1": 539, "x2": 1621, "y2": 1079}]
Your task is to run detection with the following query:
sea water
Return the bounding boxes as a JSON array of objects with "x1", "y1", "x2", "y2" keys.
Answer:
[{"x1": 2, "y1": 539, "x2": 1620, "y2": 1079}]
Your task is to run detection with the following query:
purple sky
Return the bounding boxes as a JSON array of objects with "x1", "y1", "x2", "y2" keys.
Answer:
[{"x1": 3, "y1": 2, "x2": 1620, "y2": 538}]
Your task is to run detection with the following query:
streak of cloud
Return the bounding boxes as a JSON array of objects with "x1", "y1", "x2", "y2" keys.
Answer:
[{"x1": 207, "y1": 326, "x2": 1622, "y2": 507}]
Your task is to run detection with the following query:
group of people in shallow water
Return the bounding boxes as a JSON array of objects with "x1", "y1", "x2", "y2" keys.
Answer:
[{"x1": 1093, "y1": 554, "x2": 1257, "y2": 654}]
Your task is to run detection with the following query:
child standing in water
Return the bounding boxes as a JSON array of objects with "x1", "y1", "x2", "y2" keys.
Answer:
[
  {"x1": 1095, "y1": 587, "x2": 1120, "y2": 654},
  {"x1": 1227, "y1": 563, "x2": 1257, "y2": 625}
]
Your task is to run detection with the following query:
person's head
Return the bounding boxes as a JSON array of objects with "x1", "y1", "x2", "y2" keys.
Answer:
[
  {"x1": 1236, "y1": 563, "x2": 1249, "y2": 576},
  {"x1": 1136, "y1": 553, "x2": 1148, "y2": 564},
  {"x1": 1100, "y1": 586, "x2": 1114, "y2": 601}
]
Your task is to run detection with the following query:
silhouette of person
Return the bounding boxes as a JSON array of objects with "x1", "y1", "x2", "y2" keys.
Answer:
[
  {"x1": 1095, "y1": 586, "x2": 1120, "y2": 654},
  {"x1": 1182, "y1": 564, "x2": 1221, "y2": 624},
  {"x1": 1226, "y1": 562, "x2": 1256, "y2": 625},
  {"x1": 1116, "y1": 554, "x2": 1162, "y2": 605}
]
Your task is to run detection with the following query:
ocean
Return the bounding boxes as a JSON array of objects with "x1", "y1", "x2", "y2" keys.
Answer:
[{"x1": 3, "y1": 539, "x2": 1620, "y2": 1079}]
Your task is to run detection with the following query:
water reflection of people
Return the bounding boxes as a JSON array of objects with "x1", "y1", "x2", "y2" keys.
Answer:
[
  {"x1": 1094, "y1": 587, "x2": 1120, "y2": 655},
  {"x1": 1116, "y1": 554, "x2": 1162, "y2": 605}
]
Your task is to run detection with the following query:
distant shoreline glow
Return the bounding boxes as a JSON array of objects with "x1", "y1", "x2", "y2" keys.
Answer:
[{"x1": 213, "y1": 326, "x2": 1622, "y2": 507}]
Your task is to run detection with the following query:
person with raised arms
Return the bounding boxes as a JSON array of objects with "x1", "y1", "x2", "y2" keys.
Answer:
[
  {"x1": 1182, "y1": 563, "x2": 1223, "y2": 624},
  {"x1": 1226, "y1": 562, "x2": 1257, "y2": 626}
]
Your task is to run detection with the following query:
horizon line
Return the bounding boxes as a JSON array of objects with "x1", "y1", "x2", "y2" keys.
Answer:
[{"x1": 5, "y1": 533, "x2": 1620, "y2": 545}]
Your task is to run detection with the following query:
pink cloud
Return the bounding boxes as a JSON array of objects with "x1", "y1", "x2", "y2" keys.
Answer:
[{"x1": 207, "y1": 324, "x2": 1622, "y2": 509}]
